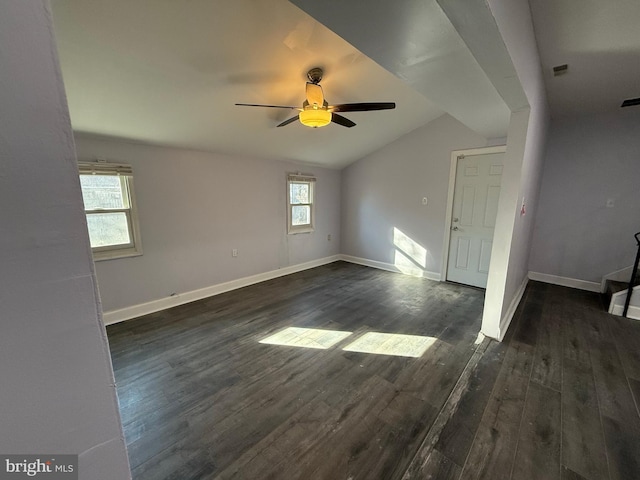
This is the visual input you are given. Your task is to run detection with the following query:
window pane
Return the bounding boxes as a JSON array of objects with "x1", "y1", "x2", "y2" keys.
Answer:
[
  {"x1": 291, "y1": 205, "x2": 310, "y2": 226},
  {"x1": 86, "y1": 212, "x2": 131, "y2": 247},
  {"x1": 290, "y1": 183, "x2": 309, "y2": 204},
  {"x1": 80, "y1": 175, "x2": 126, "y2": 209}
]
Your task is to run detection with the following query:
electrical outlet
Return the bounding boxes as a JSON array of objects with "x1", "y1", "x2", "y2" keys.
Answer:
[
  {"x1": 606, "y1": 198, "x2": 615, "y2": 208},
  {"x1": 327, "y1": 234, "x2": 331, "y2": 241},
  {"x1": 232, "y1": 249, "x2": 238, "y2": 257}
]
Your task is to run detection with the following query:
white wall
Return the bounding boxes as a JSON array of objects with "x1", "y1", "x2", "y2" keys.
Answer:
[
  {"x1": 74, "y1": 135, "x2": 341, "y2": 313},
  {"x1": 0, "y1": 2, "x2": 130, "y2": 478},
  {"x1": 529, "y1": 109, "x2": 640, "y2": 283},
  {"x1": 340, "y1": 114, "x2": 488, "y2": 275},
  {"x1": 480, "y1": 0, "x2": 550, "y2": 339}
]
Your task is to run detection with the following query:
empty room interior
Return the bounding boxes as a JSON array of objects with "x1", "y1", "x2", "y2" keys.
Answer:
[{"x1": 2, "y1": 1, "x2": 640, "y2": 479}]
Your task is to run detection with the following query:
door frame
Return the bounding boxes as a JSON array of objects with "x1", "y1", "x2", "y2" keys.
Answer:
[{"x1": 440, "y1": 145, "x2": 507, "y2": 282}]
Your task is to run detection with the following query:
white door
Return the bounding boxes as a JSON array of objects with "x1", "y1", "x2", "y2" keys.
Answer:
[{"x1": 446, "y1": 153, "x2": 503, "y2": 288}]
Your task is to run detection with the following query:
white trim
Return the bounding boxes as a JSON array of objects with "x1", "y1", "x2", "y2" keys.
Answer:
[
  {"x1": 287, "y1": 175, "x2": 315, "y2": 234},
  {"x1": 339, "y1": 254, "x2": 441, "y2": 281},
  {"x1": 441, "y1": 145, "x2": 507, "y2": 282},
  {"x1": 441, "y1": 153, "x2": 458, "y2": 280},
  {"x1": 610, "y1": 303, "x2": 640, "y2": 320},
  {"x1": 103, "y1": 255, "x2": 340, "y2": 325},
  {"x1": 82, "y1": 171, "x2": 143, "y2": 261},
  {"x1": 528, "y1": 271, "x2": 601, "y2": 292},
  {"x1": 601, "y1": 265, "x2": 635, "y2": 292},
  {"x1": 78, "y1": 160, "x2": 133, "y2": 176},
  {"x1": 608, "y1": 287, "x2": 627, "y2": 314},
  {"x1": 482, "y1": 275, "x2": 528, "y2": 341},
  {"x1": 608, "y1": 284, "x2": 640, "y2": 314}
]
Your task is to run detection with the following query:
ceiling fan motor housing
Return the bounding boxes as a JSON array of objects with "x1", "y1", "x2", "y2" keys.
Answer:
[{"x1": 307, "y1": 67, "x2": 324, "y2": 84}]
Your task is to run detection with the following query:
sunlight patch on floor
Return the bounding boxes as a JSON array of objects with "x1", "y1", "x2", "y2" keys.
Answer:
[
  {"x1": 259, "y1": 327, "x2": 352, "y2": 350},
  {"x1": 342, "y1": 332, "x2": 436, "y2": 358}
]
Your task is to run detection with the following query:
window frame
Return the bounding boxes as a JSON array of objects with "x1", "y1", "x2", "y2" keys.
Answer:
[
  {"x1": 78, "y1": 161, "x2": 143, "y2": 261},
  {"x1": 287, "y1": 174, "x2": 316, "y2": 234}
]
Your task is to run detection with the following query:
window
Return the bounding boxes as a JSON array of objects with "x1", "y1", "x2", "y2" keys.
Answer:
[
  {"x1": 287, "y1": 174, "x2": 315, "y2": 234},
  {"x1": 78, "y1": 162, "x2": 142, "y2": 260}
]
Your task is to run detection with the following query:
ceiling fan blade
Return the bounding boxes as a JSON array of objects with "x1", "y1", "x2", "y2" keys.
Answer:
[
  {"x1": 329, "y1": 102, "x2": 396, "y2": 113},
  {"x1": 276, "y1": 115, "x2": 300, "y2": 127},
  {"x1": 305, "y1": 82, "x2": 325, "y2": 107},
  {"x1": 235, "y1": 103, "x2": 299, "y2": 109},
  {"x1": 331, "y1": 113, "x2": 356, "y2": 128}
]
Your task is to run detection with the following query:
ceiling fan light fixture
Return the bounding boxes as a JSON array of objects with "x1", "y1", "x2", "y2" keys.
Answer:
[
  {"x1": 236, "y1": 66, "x2": 395, "y2": 129},
  {"x1": 299, "y1": 107, "x2": 331, "y2": 128}
]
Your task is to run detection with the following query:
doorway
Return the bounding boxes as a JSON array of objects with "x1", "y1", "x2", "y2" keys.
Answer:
[{"x1": 443, "y1": 146, "x2": 505, "y2": 288}]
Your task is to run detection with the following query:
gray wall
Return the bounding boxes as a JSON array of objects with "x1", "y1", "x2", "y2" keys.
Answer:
[
  {"x1": 529, "y1": 109, "x2": 640, "y2": 283},
  {"x1": 0, "y1": 2, "x2": 130, "y2": 478},
  {"x1": 74, "y1": 135, "x2": 341, "y2": 312},
  {"x1": 340, "y1": 114, "x2": 488, "y2": 274}
]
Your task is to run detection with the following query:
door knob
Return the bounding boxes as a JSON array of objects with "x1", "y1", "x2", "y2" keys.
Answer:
[
  {"x1": 452, "y1": 226, "x2": 459, "y2": 231},
  {"x1": 453, "y1": 217, "x2": 459, "y2": 222}
]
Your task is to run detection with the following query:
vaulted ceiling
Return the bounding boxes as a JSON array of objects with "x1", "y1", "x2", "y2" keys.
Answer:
[{"x1": 51, "y1": 0, "x2": 640, "y2": 168}]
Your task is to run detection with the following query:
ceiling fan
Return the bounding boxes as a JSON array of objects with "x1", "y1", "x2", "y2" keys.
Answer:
[{"x1": 235, "y1": 67, "x2": 396, "y2": 128}]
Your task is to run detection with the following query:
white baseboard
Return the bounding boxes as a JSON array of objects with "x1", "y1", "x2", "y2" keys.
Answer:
[
  {"x1": 528, "y1": 271, "x2": 601, "y2": 293},
  {"x1": 339, "y1": 254, "x2": 441, "y2": 281},
  {"x1": 103, "y1": 255, "x2": 341, "y2": 325},
  {"x1": 486, "y1": 276, "x2": 528, "y2": 342}
]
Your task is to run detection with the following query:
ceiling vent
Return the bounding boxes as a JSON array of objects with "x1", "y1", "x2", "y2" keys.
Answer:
[
  {"x1": 552, "y1": 64, "x2": 568, "y2": 76},
  {"x1": 621, "y1": 97, "x2": 640, "y2": 108}
]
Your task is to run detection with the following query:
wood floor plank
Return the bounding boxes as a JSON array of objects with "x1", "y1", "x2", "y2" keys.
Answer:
[
  {"x1": 629, "y1": 377, "x2": 640, "y2": 416},
  {"x1": 530, "y1": 297, "x2": 562, "y2": 392},
  {"x1": 216, "y1": 397, "x2": 335, "y2": 479},
  {"x1": 562, "y1": 307, "x2": 592, "y2": 366},
  {"x1": 434, "y1": 339, "x2": 509, "y2": 467},
  {"x1": 600, "y1": 414, "x2": 640, "y2": 480},
  {"x1": 458, "y1": 338, "x2": 534, "y2": 479},
  {"x1": 561, "y1": 357, "x2": 609, "y2": 480},
  {"x1": 590, "y1": 321, "x2": 640, "y2": 479},
  {"x1": 512, "y1": 293, "x2": 543, "y2": 347},
  {"x1": 607, "y1": 315, "x2": 640, "y2": 381},
  {"x1": 511, "y1": 382, "x2": 562, "y2": 480},
  {"x1": 415, "y1": 449, "x2": 462, "y2": 480},
  {"x1": 108, "y1": 262, "x2": 487, "y2": 480},
  {"x1": 589, "y1": 338, "x2": 638, "y2": 422},
  {"x1": 108, "y1": 269, "x2": 640, "y2": 480}
]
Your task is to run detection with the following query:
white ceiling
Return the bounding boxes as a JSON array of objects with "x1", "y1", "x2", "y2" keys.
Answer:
[
  {"x1": 51, "y1": 0, "x2": 640, "y2": 168},
  {"x1": 529, "y1": 0, "x2": 640, "y2": 118},
  {"x1": 51, "y1": 0, "x2": 510, "y2": 169}
]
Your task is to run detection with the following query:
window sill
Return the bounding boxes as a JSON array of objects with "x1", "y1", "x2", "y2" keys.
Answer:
[
  {"x1": 288, "y1": 226, "x2": 314, "y2": 235},
  {"x1": 92, "y1": 248, "x2": 143, "y2": 262}
]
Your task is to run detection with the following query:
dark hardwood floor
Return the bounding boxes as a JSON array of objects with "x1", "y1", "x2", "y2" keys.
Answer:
[
  {"x1": 406, "y1": 280, "x2": 640, "y2": 480},
  {"x1": 107, "y1": 262, "x2": 640, "y2": 480}
]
